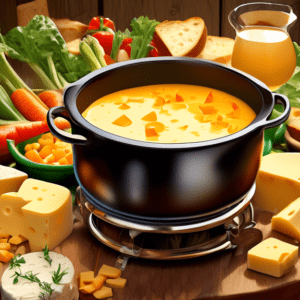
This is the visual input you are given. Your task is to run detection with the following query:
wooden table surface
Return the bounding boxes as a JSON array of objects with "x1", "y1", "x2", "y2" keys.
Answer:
[{"x1": 2, "y1": 203, "x2": 300, "y2": 300}]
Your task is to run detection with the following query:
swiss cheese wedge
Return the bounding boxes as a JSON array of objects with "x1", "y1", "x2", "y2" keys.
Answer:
[
  {"x1": 0, "y1": 179, "x2": 73, "y2": 251},
  {"x1": 252, "y1": 153, "x2": 300, "y2": 213},
  {"x1": 272, "y1": 197, "x2": 300, "y2": 241},
  {"x1": 0, "y1": 165, "x2": 28, "y2": 197}
]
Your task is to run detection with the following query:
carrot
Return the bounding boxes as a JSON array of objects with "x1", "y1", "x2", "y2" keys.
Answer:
[
  {"x1": 0, "y1": 119, "x2": 70, "y2": 152},
  {"x1": 38, "y1": 90, "x2": 63, "y2": 108},
  {"x1": 10, "y1": 88, "x2": 48, "y2": 121}
]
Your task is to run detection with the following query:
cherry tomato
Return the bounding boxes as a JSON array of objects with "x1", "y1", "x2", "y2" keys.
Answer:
[
  {"x1": 92, "y1": 32, "x2": 114, "y2": 55},
  {"x1": 120, "y1": 38, "x2": 133, "y2": 50},
  {"x1": 124, "y1": 44, "x2": 132, "y2": 57},
  {"x1": 148, "y1": 48, "x2": 159, "y2": 57},
  {"x1": 104, "y1": 54, "x2": 116, "y2": 65},
  {"x1": 103, "y1": 18, "x2": 115, "y2": 31},
  {"x1": 88, "y1": 17, "x2": 100, "y2": 31}
]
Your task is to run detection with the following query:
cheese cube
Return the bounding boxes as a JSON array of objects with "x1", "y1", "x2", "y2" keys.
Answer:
[
  {"x1": 93, "y1": 286, "x2": 113, "y2": 299},
  {"x1": 80, "y1": 271, "x2": 94, "y2": 286},
  {"x1": 98, "y1": 264, "x2": 121, "y2": 278},
  {"x1": 106, "y1": 277, "x2": 127, "y2": 288},
  {"x1": 247, "y1": 238, "x2": 298, "y2": 277},
  {"x1": 0, "y1": 165, "x2": 27, "y2": 196},
  {"x1": 9, "y1": 235, "x2": 27, "y2": 245},
  {"x1": 272, "y1": 197, "x2": 300, "y2": 241},
  {"x1": 0, "y1": 179, "x2": 73, "y2": 252},
  {"x1": 252, "y1": 153, "x2": 300, "y2": 213}
]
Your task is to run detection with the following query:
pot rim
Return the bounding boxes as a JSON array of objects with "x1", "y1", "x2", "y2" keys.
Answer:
[{"x1": 63, "y1": 57, "x2": 280, "y2": 149}]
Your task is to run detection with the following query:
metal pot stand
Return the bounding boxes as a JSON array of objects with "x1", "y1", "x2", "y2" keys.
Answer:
[{"x1": 77, "y1": 184, "x2": 256, "y2": 262}]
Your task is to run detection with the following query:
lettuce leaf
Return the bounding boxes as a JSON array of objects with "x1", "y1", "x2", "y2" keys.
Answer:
[
  {"x1": 275, "y1": 42, "x2": 300, "y2": 107},
  {"x1": 129, "y1": 16, "x2": 159, "y2": 59},
  {"x1": 3, "y1": 15, "x2": 89, "y2": 85}
]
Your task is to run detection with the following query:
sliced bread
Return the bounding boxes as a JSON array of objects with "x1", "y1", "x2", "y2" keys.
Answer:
[
  {"x1": 153, "y1": 17, "x2": 207, "y2": 57},
  {"x1": 197, "y1": 36, "x2": 235, "y2": 65}
]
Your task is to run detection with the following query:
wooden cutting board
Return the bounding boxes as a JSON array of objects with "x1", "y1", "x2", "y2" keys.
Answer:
[{"x1": 1, "y1": 204, "x2": 300, "y2": 300}]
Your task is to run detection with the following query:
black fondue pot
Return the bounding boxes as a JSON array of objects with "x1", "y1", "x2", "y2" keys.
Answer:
[{"x1": 47, "y1": 57, "x2": 290, "y2": 223}]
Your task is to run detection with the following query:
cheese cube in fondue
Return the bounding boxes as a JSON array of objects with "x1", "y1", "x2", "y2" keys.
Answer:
[{"x1": 82, "y1": 84, "x2": 256, "y2": 143}]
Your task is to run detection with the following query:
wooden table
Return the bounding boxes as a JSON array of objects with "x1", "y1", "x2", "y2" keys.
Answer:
[
  {"x1": 2, "y1": 203, "x2": 300, "y2": 300},
  {"x1": 69, "y1": 205, "x2": 300, "y2": 300}
]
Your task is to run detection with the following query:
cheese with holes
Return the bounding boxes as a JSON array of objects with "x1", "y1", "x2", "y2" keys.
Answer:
[
  {"x1": 0, "y1": 165, "x2": 27, "y2": 196},
  {"x1": 252, "y1": 153, "x2": 300, "y2": 213},
  {"x1": 0, "y1": 179, "x2": 73, "y2": 251},
  {"x1": 1, "y1": 251, "x2": 79, "y2": 300},
  {"x1": 272, "y1": 197, "x2": 300, "y2": 241},
  {"x1": 247, "y1": 238, "x2": 298, "y2": 277}
]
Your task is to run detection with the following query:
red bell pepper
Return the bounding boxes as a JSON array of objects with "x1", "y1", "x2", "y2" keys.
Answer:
[
  {"x1": 92, "y1": 32, "x2": 114, "y2": 55},
  {"x1": 88, "y1": 17, "x2": 100, "y2": 31}
]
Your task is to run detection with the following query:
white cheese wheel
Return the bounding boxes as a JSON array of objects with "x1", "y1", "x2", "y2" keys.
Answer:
[{"x1": 1, "y1": 252, "x2": 79, "y2": 300}]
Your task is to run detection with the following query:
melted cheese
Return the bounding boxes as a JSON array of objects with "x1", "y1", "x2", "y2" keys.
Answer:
[{"x1": 83, "y1": 84, "x2": 256, "y2": 143}]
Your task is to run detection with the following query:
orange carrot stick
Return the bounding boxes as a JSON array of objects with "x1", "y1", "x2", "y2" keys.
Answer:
[
  {"x1": 38, "y1": 90, "x2": 63, "y2": 108},
  {"x1": 10, "y1": 89, "x2": 48, "y2": 121},
  {"x1": 0, "y1": 119, "x2": 70, "y2": 152}
]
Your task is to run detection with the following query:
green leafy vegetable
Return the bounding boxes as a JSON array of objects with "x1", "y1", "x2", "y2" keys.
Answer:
[
  {"x1": 263, "y1": 42, "x2": 300, "y2": 155},
  {"x1": 1, "y1": 15, "x2": 89, "y2": 89},
  {"x1": 110, "y1": 16, "x2": 159, "y2": 61},
  {"x1": 129, "y1": 16, "x2": 160, "y2": 59},
  {"x1": 42, "y1": 245, "x2": 52, "y2": 266},
  {"x1": 110, "y1": 29, "x2": 130, "y2": 61},
  {"x1": 51, "y1": 263, "x2": 68, "y2": 284}
]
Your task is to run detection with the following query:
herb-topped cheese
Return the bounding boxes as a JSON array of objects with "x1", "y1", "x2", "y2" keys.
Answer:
[{"x1": 1, "y1": 251, "x2": 78, "y2": 300}]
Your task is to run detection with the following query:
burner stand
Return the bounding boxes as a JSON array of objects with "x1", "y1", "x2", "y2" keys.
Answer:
[{"x1": 77, "y1": 184, "x2": 257, "y2": 260}]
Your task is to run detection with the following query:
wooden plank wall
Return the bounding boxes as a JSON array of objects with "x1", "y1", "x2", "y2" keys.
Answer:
[
  {"x1": 102, "y1": 0, "x2": 300, "y2": 44},
  {"x1": 102, "y1": 0, "x2": 220, "y2": 36},
  {"x1": 1, "y1": 0, "x2": 300, "y2": 43}
]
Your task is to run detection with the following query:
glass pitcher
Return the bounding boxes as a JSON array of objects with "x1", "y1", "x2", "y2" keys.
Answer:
[{"x1": 229, "y1": 2, "x2": 297, "y2": 91}]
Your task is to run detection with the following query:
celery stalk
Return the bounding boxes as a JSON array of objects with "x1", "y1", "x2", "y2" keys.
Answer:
[
  {"x1": 28, "y1": 62, "x2": 58, "y2": 90},
  {"x1": 0, "y1": 53, "x2": 31, "y2": 91},
  {"x1": 47, "y1": 55, "x2": 63, "y2": 89},
  {"x1": 57, "y1": 73, "x2": 69, "y2": 89}
]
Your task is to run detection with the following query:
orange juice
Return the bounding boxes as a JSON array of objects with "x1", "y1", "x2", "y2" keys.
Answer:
[{"x1": 231, "y1": 26, "x2": 296, "y2": 90}]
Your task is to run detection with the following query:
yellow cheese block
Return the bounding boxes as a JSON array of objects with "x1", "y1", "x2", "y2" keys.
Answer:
[
  {"x1": 0, "y1": 179, "x2": 73, "y2": 252},
  {"x1": 80, "y1": 271, "x2": 94, "y2": 286},
  {"x1": 106, "y1": 277, "x2": 127, "y2": 288},
  {"x1": 247, "y1": 237, "x2": 298, "y2": 277},
  {"x1": 272, "y1": 197, "x2": 300, "y2": 241},
  {"x1": 252, "y1": 153, "x2": 300, "y2": 213},
  {"x1": 0, "y1": 165, "x2": 28, "y2": 196},
  {"x1": 93, "y1": 286, "x2": 113, "y2": 299},
  {"x1": 98, "y1": 264, "x2": 121, "y2": 278}
]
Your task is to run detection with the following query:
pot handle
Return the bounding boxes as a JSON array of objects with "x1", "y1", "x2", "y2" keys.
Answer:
[
  {"x1": 262, "y1": 93, "x2": 291, "y2": 129},
  {"x1": 47, "y1": 106, "x2": 89, "y2": 145}
]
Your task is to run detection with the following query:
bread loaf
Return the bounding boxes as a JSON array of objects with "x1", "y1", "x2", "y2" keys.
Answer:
[
  {"x1": 153, "y1": 17, "x2": 207, "y2": 57},
  {"x1": 197, "y1": 36, "x2": 234, "y2": 65}
]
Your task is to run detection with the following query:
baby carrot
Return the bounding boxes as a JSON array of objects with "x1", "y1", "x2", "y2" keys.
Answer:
[
  {"x1": 38, "y1": 90, "x2": 63, "y2": 108},
  {"x1": 10, "y1": 88, "x2": 48, "y2": 121}
]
